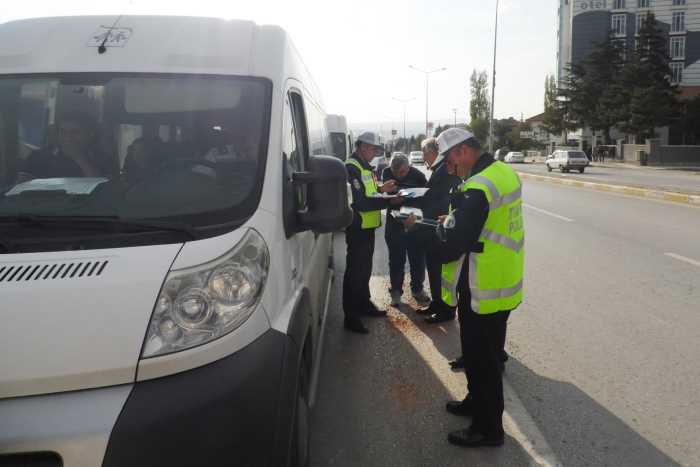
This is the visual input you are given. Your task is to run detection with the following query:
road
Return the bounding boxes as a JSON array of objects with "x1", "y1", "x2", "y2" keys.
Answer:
[
  {"x1": 515, "y1": 162, "x2": 700, "y2": 195},
  {"x1": 310, "y1": 176, "x2": 700, "y2": 466}
]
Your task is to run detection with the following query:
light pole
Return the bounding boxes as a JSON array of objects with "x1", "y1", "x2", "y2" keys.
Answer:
[
  {"x1": 409, "y1": 65, "x2": 447, "y2": 138},
  {"x1": 488, "y1": 0, "x2": 500, "y2": 154},
  {"x1": 452, "y1": 108, "x2": 458, "y2": 128},
  {"x1": 393, "y1": 97, "x2": 415, "y2": 151}
]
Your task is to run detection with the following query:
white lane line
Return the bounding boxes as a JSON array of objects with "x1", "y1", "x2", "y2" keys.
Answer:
[
  {"x1": 664, "y1": 252, "x2": 700, "y2": 269},
  {"x1": 385, "y1": 309, "x2": 561, "y2": 467},
  {"x1": 523, "y1": 203, "x2": 574, "y2": 223}
]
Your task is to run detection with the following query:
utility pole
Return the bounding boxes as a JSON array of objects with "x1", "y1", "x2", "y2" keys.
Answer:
[
  {"x1": 488, "y1": 0, "x2": 499, "y2": 154},
  {"x1": 393, "y1": 97, "x2": 415, "y2": 151},
  {"x1": 409, "y1": 65, "x2": 447, "y2": 138},
  {"x1": 452, "y1": 108, "x2": 458, "y2": 128}
]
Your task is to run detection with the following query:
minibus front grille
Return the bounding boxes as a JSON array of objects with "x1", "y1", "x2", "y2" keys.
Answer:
[{"x1": 0, "y1": 260, "x2": 108, "y2": 282}]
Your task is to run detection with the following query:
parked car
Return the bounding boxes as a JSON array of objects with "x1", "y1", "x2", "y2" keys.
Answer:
[
  {"x1": 504, "y1": 151, "x2": 525, "y2": 163},
  {"x1": 494, "y1": 148, "x2": 510, "y2": 161},
  {"x1": 546, "y1": 149, "x2": 590, "y2": 173},
  {"x1": 0, "y1": 15, "x2": 353, "y2": 467},
  {"x1": 409, "y1": 151, "x2": 424, "y2": 165}
]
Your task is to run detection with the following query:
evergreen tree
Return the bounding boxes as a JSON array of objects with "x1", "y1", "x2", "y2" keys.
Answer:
[
  {"x1": 618, "y1": 13, "x2": 679, "y2": 140},
  {"x1": 542, "y1": 74, "x2": 568, "y2": 136}
]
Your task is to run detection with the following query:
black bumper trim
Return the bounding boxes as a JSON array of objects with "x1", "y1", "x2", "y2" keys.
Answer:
[{"x1": 102, "y1": 330, "x2": 292, "y2": 467}]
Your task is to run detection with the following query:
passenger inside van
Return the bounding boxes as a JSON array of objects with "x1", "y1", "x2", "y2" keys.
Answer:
[
  {"x1": 122, "y1": 136, "x2": 166, "y2": 185},
  {"x1": 19, "y1": 112, "x2": 114, "y2": 181}
]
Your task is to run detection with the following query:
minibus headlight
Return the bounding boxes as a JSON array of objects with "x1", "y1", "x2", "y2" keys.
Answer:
[{"x1": 142, "y1": 229, "x2": 269, "y2": 358}]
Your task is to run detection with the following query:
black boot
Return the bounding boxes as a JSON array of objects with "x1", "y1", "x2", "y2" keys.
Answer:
[{"x1": 344, "y1": 317, "x2": 369, "y2": 334}]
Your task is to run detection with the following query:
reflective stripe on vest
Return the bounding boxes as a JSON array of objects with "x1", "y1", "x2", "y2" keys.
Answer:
[
  {"x1": 346, "y1": 158, "x2": 382, "y2": 229},
  {"x1": 440, "y1": 161, "x2": 525, "y2": 313}
]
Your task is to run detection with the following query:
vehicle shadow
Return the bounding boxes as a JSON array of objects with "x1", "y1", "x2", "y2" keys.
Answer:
[{"x1": 506, "y1": 358, "x2": 682, "y2": 467}]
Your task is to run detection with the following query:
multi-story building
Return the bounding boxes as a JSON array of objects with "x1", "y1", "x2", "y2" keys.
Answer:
[{"x1": 557, "y1": 0, "x2": 700, "y2": 97}]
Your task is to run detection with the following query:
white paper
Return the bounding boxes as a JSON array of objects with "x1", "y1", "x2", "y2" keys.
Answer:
[
  {"x1": 398, "y1": 188, "x2": 429, "y2": 198},
  {"x1": 6, "y1": 177, "x2": 108, "y2": 196}
]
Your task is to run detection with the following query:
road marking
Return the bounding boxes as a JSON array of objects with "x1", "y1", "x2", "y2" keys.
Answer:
[
  {"x1": 665, "y1": 252, "x2": 700, "y2": 269},
  {"x1": 385, "y1": 309, "x2": 562, "y2": 467},
  {"x1": 523, "y1": 203, "x2": 574, "y2": 222}
]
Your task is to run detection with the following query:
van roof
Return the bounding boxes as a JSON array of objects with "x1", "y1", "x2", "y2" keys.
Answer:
[{"x1": 0, "y1": 16, "x2": 322, "y2": 102}]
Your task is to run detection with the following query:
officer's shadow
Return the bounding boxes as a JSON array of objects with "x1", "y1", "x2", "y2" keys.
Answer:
[{"x1": 395, "y1": 304, "x2": 682, "y2": 467}]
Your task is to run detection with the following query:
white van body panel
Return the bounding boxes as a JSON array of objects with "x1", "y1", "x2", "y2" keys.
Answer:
[
  {"x1": 0, "y1": 243, "x2": 182, "y2": 399},
  {"x1": 0, "y1": 385, "x2": 132, "y2": 466}
]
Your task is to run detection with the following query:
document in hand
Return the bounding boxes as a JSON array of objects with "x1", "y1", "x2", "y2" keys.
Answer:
[{"x1": 398, "y1": 188, "x2": 429, "y2": 198}]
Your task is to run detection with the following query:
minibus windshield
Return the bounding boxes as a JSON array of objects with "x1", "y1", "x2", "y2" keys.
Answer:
[{"x1": 0, "y1": 74, "x2": 271, "y2": 243}]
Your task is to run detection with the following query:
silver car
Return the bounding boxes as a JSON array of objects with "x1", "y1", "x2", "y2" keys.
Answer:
[{"x1": 546, "y1": 150, "x2": 589, "y2": 173}]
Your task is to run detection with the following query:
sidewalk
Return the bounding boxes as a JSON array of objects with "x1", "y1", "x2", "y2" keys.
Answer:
[{"x1": 591, "y1": 161, "x2": 700, "y2": 173}]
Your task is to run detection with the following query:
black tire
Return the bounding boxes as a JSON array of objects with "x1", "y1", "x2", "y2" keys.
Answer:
[
  {"x1": 560, "y1": 166, "x2": 566, "y2": 173},
  {"x1": 291, "y1": 359, "x2": 310, "y2": 467},
  {"x1": 579, "y1": 168, "x2": 585, "y2": 173},
  {"x1": 547, "y1": 164, "x2": 552, "y2": 172}
]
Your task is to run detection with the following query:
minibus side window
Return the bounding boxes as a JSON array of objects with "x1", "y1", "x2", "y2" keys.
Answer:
[{"x1": 289, "y1": 92, "x2": 310, "y2": 210}]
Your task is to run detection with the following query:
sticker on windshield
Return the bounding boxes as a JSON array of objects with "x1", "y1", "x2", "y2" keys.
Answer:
[{"x1": 87, "y1": 26, "x2": 132, "y2": 48}]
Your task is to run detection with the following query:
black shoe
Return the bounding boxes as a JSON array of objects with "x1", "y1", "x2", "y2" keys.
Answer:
[
  {"x1": 445, "y1": 399, "x2": 473, "y2": 417},
  {"x1": 425, "y1": 312, "x2": 455, "y2": 324},
  {"x1": 362, "y1": 305, "x2": 387, "y2": 317},
  {"x1": 447, "y1": 428, "x2": 504, "y2": 448},
  {"x1": 501, "y1": 350, "x2": 509, "y2": 362},
  {"x1": 344, "y1": 317, "x2": 369, "y2": 334},
  {"x1": 415, "y1": 303, "x2": 435, "y2": 315},
  {"x1": 449, "y1": 356, "x2": 465, "y2": 370}
]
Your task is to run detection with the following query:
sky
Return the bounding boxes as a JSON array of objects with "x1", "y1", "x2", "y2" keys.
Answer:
[{"x1": 0, "y1": 0, "x2": 558, "y2": 132}]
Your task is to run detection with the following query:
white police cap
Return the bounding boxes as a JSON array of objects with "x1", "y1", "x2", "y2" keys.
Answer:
[
  {"x1": 437, "y1": 128, "x2": 476, "y2": 155},
  {"x1": 356, "y1": 131, "x2": 383, "y2": 148}
]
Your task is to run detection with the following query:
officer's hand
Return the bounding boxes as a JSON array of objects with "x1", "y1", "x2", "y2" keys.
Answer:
[
  {"x1": 402, "y1": 213, "x2": 417, "y2": 228},
  {"x1": 437, "y1": 215, "x2": 447, "y2": 223},
  {"x1": 389, "y1": 195, "x2": 404, "y2": 205},
  {"x1": 379, "y1": 180, "x2": 397, "y2": 193}
]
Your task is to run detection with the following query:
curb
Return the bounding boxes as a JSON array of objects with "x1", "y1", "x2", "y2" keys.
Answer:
[{"x1": 516, "y1": 171, "x2": 700, "y2": 207}]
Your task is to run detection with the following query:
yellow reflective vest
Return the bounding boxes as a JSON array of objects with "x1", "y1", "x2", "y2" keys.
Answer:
[
  {"x1": 441, "y1": 161, "x2": 524, "y2": 314},
  {"x1": 346, "y1": 158, "x2": 382, "y2": 229}
]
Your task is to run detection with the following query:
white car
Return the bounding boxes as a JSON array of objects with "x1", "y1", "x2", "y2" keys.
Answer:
[
  {"x1": 546, "y1": 149, "x2": 590, "y2": 173},
  {"x1": 0, "y1": 15, "x2": 352, "y2": 467},
  {"x1": 409, "y1": 151, "x2": 424, "y2": 165},
  {"x1": 391, "y1": 151, "x2": 406, "y2": 159},
  {"x1": 504, "y1": 152, "x2": 525, "y2": 163}
]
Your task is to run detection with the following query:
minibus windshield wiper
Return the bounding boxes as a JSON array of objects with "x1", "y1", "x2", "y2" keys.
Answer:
[{"x1": 0, "y1": 214, "x2": 199, "y2": 240}]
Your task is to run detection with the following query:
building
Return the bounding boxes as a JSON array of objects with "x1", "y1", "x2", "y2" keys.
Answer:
[
  {"x1": 523, "y1": 113, "x2": 565, "y2": 146},
  {"x1": 557, "y1": 0, "x2": 700, "y2": 95}
]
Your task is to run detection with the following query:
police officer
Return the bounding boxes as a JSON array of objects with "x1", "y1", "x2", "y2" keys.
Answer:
[
  {"x1": 435, "y1": 128, "x2": 524, "y2": 447},
  {"x1": 343, "y1": 132, "x2": 401, "y2": 334}
]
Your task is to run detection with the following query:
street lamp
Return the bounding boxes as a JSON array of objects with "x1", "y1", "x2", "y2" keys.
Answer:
[
  {"x1": 409, "y1": 65, "x2": 447, "y2": 138},
  {"x1": 488, "y1": 0, "x2": 500, "y2": 154},
  {"x1": 393, "y1": 96, "x2": 415, "y2": 151},
  {"x1": 452, "y1": 108, "x2": 458, "y2": 128}
]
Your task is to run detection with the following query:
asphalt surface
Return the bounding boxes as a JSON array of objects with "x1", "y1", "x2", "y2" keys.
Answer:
[
  {"x1": 310, "y1": 176, "x2": 700, "y2": 466},
  {"x1": 514, "y1": 162, "x2": 700, "y2": 195}
]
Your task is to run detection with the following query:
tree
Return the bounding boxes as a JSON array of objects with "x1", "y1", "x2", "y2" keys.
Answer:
[
  {"x1": 466, "y1": 70, "x2": 491, "y2": 143},
  {"x1": 617, "y1": 13, "x2": 679, "y2": 140},
  {"x1": 559, "y1": 37, "x2": 625, "y2": 143},
  {"x1": 469, "y1": 70, "x2": 490, "y2": 122},
  {"x1": 467, "y1": 118, "x2": 489, "y2": 143},
  {"x1": 542, "y1": 74, "x2": 569, "y2": 137}
]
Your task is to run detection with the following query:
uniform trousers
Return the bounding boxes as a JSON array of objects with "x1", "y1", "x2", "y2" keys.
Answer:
[
  {"x1": 458, "y1": 288, "x2": 510, "y2": 438},
  {"x1": 343, "y1": 228, "x2": 375, "y2": 317}
]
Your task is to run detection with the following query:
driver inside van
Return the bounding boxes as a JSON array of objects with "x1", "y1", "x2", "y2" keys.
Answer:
[{"x1": 19, "y1": 112, "x2": 112, "y2": 181}]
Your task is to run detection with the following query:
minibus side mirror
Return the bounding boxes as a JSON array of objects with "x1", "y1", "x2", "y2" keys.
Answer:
[{"x1": 293, "y1": 155, "x2": 353, "y2": 233}]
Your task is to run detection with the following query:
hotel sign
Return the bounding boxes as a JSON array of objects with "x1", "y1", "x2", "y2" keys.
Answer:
[{"x1": 574, "y1": 0, "x2": 610, "y2": 15}]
